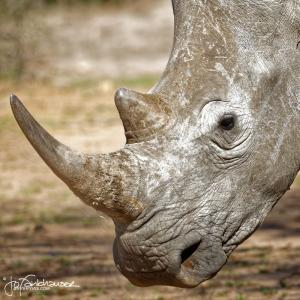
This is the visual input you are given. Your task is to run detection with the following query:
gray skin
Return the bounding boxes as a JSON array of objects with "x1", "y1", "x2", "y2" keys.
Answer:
[{"x1": 10, "y1": 0, "x2": 300, "y2": 288}]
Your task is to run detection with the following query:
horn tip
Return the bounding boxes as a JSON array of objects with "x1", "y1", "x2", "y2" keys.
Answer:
[
  {"x1": 115, "y1": 88, "x2": 129, "y2": 104},
  {"x1": 10, "y1": 93, "x2": 18, "y2": 102},
  {"x1": 10, "y1": 94, "x2": 22, "y2": 111}
]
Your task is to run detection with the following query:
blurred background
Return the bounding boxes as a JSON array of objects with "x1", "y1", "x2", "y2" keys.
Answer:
[{"x1": 0, "y1": 1, "x2": 299, "y2": 299}]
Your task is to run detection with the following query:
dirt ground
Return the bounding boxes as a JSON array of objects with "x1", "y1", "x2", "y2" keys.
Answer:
[{"x1": 0, "y1": 79, "x2": 299, "y2": 300}]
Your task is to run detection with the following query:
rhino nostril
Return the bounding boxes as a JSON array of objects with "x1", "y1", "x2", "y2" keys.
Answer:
[{"x1": 180, "y1": 241, "x2": 201, "y2": 265}]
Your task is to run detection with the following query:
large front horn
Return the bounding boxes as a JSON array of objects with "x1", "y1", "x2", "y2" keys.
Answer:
[{"x1": 10, "y1": 95, "x2": 143, "y2": 222}]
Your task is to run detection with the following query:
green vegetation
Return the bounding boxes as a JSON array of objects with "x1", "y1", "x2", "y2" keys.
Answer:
[
  {"x1": 225, "y1": 280, "x2": 247, "y2": 289},
  {"x1": 67, "y1": 75, "x2": 158, "y2": 90},
  {"x1": 260, "y1": 287, "x2": 278, "y2": 296},
  {"x1": 58, "y1": 256, "x2": 72, "y2": 267},
  {"x1": 116, "y1": 75, "x2": 159, "y2": 89},
  {"x1": 89, "y1": 288, "x2": 105, "y2": 297},
  {"x1": 236, "y1": 294, "x2": 247, "y2": 300},
  {"x1": 10, "y1": 259, "x2": 28, "y2": 270},
  {"x1": 2, "y1": 201, "x2": 98, "y2": 227},
  {"x1": 21, "y1": 184, "x2": 42, "y2": 197}
]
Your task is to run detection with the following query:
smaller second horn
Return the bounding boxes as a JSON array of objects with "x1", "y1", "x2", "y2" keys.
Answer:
[{"x1": 115, "y1": 88, "x2": 170, "y2": 144}]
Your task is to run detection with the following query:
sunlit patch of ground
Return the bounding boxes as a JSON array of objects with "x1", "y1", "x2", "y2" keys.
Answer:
[{"x1": 0, "y1": 79, "x2": 299, "y2": 300}]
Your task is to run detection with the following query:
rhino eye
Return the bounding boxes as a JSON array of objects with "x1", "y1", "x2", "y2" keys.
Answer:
[{"x1": 219, "y1": 114, "x2": 235, "y2": 130}]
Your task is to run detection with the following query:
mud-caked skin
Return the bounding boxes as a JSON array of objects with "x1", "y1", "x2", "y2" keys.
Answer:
[{"x1": 11, "y1": 0, "x2": 300, "y2": 288}]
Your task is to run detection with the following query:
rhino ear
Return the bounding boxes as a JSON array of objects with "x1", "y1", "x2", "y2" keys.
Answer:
[{"x1": 115, "y1": 88, "x2": 171, "y2": 144}]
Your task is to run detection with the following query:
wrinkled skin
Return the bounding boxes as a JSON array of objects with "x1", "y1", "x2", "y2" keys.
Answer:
[
  {"x1": 11, "y1": 0, "x2": 300, "y2": 288},
  {"x1": 114, "y1": 0, "x2": 300, "y2": 287}
]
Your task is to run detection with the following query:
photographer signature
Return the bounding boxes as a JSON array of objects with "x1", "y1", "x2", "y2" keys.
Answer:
[{"x1": 3, "y1": 274, "x2": 80, "y2": 296}]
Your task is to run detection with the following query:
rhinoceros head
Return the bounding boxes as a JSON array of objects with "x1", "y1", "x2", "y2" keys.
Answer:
[{"x1": 11, "y1": 0, "x2": 300, "y2": 288}]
